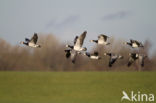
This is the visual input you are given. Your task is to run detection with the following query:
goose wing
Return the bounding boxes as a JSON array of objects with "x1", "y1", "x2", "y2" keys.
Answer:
[
  {"x1": 139, "y1": 55, "x2": 145, "y2": 67},
  {"x1": 98, "y1": 34, "x2": 108, "y2": 41},
  {"x1": 74, "y1": 36, "x2": 78, "y2": 45},
  {"x1": 109, "y1": 58, "x2": 117, "y2": 67},
  {"x1": 30, "y1": 33, "x2": 38, "y2": 44},
  {"x1": 127, "y1": 57, "x2": 134, "y2": 67},
  {"x1": 25, "y1": 38, "x2": 30, "y2": 42},
  {"x1": 75, "y1": 31, "x2": 87, "y2": 47},
  {"x1": 130, "y1": 39, "x2": 135, "y2": 43},
  {"x1": 93, "y1": 52, "x2": 98, "y2": 56},
  {"x1": 64, "y1": 50, "x2": 71, "y2": 58},
  {"x1": 133, "y1": 40, "x2": 141, "y2": 45},
  {"x1": 71, "y1": 51, "x2": 77, "y2": 64}
]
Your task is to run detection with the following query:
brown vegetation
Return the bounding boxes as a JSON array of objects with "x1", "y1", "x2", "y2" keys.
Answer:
[{"x1": 0, "y1": 34, "x2": 155, "y2": 71}]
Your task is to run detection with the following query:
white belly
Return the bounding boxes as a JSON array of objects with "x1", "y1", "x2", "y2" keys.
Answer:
[
  {"x1": 29, "y1": 43, "x2": 38, "y2": 48},
  {"x1": 98, "y1": 40, "x2": 104, "y2": 44},
  {"x1": 90, "y1": 56, "x2": 99, "y2": 59},
  {"x1": 74, "y1": 46, "x2": 81, "y2": 51},
  {"x1": 132, "y1": 43, "x2": 138, "y2": 48}
]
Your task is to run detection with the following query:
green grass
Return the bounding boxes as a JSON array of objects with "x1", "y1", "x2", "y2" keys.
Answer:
[{"x1": 0, "y1": 72, "x2": 156, "y2": 103}]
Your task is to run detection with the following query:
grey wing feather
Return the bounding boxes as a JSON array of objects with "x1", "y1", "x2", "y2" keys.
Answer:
[
  {"x1": 75, "y1": 31, "x2": 87, "y2": 47},
  {"x1": 99, "y1": 34, "x2": 108, "y2": 41},
  {"x1": 30, "y1": 33, "x2": 38, "y2": 44},
  {"x1": 71, "y1": 51, "x2": 77, "y2": 64},
  {"x1": 74, "y1": 36, "x2": 78, "y2": 45}
]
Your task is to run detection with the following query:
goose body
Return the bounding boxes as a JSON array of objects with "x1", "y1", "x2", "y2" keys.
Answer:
[
  {"x1": 20, "y1": 33, "x2": 41, "y2": 48},
  {"x1": 90, "y1": 34, "x2": 110, "y2": 45},
  {"x1": 84, "y1": 52, "x2": 101, "y2": 60},
  {"x1": 104, "y1": 53, "x2": 123, "y2": 67}
]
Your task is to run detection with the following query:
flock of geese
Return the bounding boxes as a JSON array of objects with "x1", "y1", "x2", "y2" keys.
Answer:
[{"x1": 20, "y1": 31, "x2": 147, "y2": 68}]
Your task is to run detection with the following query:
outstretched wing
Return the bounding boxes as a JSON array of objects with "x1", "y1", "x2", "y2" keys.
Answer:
[
  {"x1": 93, "y1": 52, "x2": 98, "y2": 56},
  {"x1": 75, "y1": 31, "x2": 87, "y2": 47},
  {"x1": 30, "y1": 33, "x2": 38, "y2": 44},
  {"x1": 127, "y1": 57, "x2": 135, "y2": 67},
  {"x1": 74, "y1": 36, "x2": 78, "y2": 45},
  {"x1": 109, "y1": 57, "x2": 117, "y2": 67},
  {"x1": 139, "y1": 55, "x2": 145, "y2": 67},
  {"x1": 25, "y1": 38, "x2": 30, "y2": 42},
  {"x1": 64, "y1": 50, "x2": 71, "y2": 58},
  {"x1": 98, "y1": 34, "x2": 108, "y2": 41},
  {"x1": 71, "y1": 51, "x2": 77, "y2": 64}
]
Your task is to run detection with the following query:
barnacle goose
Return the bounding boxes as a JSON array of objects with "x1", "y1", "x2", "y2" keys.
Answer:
[
  {"x1": 20, "y1": 33, "x2": 41, "y2": 48},
  {"x1": 90, "y1": 34, "x2": 110, "y2": 45}
]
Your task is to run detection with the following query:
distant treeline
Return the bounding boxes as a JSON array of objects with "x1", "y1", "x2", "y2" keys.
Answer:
[{"x1": 0, "y1": 34, "x2": 155, "y2": 71}]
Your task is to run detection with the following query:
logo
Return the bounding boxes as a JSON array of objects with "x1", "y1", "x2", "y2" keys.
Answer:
[{"x1": 121, "y1": 91, "x2": 154, "y2": 102}]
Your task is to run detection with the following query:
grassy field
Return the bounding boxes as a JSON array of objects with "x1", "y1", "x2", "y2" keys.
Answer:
[{"x1": 0, "y1": 72, "x2": 155, "y2": 103}]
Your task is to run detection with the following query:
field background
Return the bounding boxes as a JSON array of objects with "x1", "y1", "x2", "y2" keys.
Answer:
[{"x1": 0, "y1": 72, "x2": 155, "y2": 103}]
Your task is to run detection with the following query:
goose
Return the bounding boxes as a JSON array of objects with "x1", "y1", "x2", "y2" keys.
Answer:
[
  {"x1": 104, "y1": 53, "x2": 123, "y2": 67},
  {"x1": 64, "y1": 49, "x2": 77, "y2": 64},
  {"x1": 66, "y1": 31, "x2": 87, "y2": 52},
  {"x1": 84, "y1": 51, "x2": 101, "y2": 60},
  {"x1": 20, "y1": 33, "x2": 41, "y2": 48},
  {"x1": 90, "y1": 34, "x2": 110, "y2": 45},
  {"x1": 127, "y1": 53, "x2": 139, "y2": 67},
  {"x1": 124, "y1": 39, "x2": 144, "y2": 48}
]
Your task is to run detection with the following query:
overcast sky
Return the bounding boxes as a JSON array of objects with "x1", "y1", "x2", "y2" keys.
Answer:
[{"x1": 0, "y1": 0, "x2": 156, "y2": 53}]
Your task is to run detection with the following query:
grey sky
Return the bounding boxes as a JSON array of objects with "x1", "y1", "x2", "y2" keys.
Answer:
[{"x1": 0, "y1": 0, "x2": 156, "y2": 53}]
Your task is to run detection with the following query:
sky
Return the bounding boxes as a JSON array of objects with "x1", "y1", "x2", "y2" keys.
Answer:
[{"x1": 0, "y1": 0, "x2": 156, "y2": 54}]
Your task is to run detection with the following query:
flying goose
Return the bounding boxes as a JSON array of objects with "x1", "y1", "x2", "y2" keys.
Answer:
[
  {"x1": 104, "y1": 53, "x2": 123, "y2": 67},
  {"x1": 127, "y1": 53, "x2": 139, "y2": 67},
  {"x1": 64, "y1": 49, "x2": 77, "y2": 64},
  {"x1": 20, "y1": 33, "x2": 41, "y2": 48},
  {"x1": 90, "y1": 34, "x2": 110, "y2": 45},
  {"x1": 84, "y1": 51, "x2": 101, "y2": 60},
  {"x1": 66, "y1": 31, "x2": 87, "y2": 52},
  {"x1": 124, "y1": 39, "x2": 144, "y2": 48}
]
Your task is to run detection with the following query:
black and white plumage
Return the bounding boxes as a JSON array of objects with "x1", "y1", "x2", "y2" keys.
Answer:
[
  {"x1": 124, "y1": 39, "x2": 144, "y2": 48},
  {"x1": 90, "y1": 34, "x2": 110, "y2": 45},
  {"x1": 104, "y1": 53, "x2": 123, "y2": 67},
  {"x1": 66, "y1": 31, "x2": 87, "y2": 52},
  {"x1": 127, "y1": 53, "x2": 139, "y2": 67},
  {"x1": 64, "y1": 49, "x2": 77, "y2": 64},
  {"x1": 84, "y1": 51, "x2": 101, "y2": 60},
  {"x1": 20, "y1": 33, "x2": 41, "y2": 48}
]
